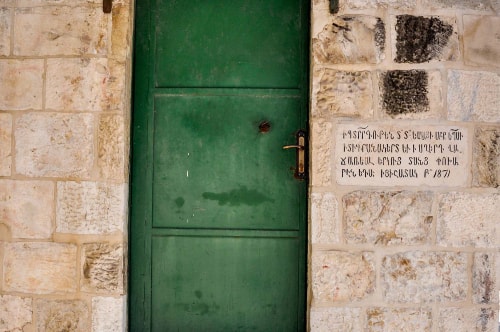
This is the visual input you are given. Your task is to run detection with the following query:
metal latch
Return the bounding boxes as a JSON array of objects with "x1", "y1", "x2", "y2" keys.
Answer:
[{"x1": 283, "y1": 130, "x2": 307, "y2": 180}]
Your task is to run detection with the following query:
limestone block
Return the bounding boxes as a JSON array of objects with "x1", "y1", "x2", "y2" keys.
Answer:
[
  {"x1": 343, "y1": 191, "x2": 433, "y2": 245},
  {"x1": 473, "y1": 127, "x2": 500, "y2": 188},
  {"x1": 82, "y1": 242, "x2": 124, "y2": 293},
  {"x1": 312, "y1": 251, "x2": 375, "y2": 302},
  {"x1": 365, "y1": 307, "x2": 432, "y2": 331},
  {"x1": 35, "y1": 299, "x2": 89, "y2": 332},
  {"x1": 382, "y1": 251, "x2": 467, "y2": 303},
  {"x1": 56, "y1": 181, "x2": 125, "y2": 234},
  {"x1": 448, "y1": 70, "x2": 500, "y2": 123},
  {"x1": 393, "y1": 15, "x2": 459, "y2": 63},
  {"x1": 311, "y1": 120, "x2": 332, "y2": 186},
  {"x1": 91, "y1": 296, "x2": 125, "y2": 332},
  {"x1": 0, "y1": 179, "x2": 54, "y2": 239},
  {"x1": 0, "y1": 59, "x2": 43, "y2": 110},
  {"x1": 15, "y1": 112, "x2": 94, "y2": 178},
  {"x1": 310, "y1": 307, "x2": 362, "y2": 332},
  {"x1": 111, "y1": 3, "x2": 131, "y2": 61},
  {"x1": 3, "y1": 242, "x2": 77, "y2": 294},
  {"x1": 13, "y1": 6, "x2": 108, "y2": 56},
  {"x1": 17, "y1": 0, "x2": 101, "y2": 5},
  {"x1": 473, "y1": 252, "x2": 497, "y2": 304},
  {"x1": 312, "y1": 15, "x2": 385, "y2": 64},
  {"x1": 98, "y1": 115, "x2": 125, "y2": 180},
  {"x1": 0, "y1": 295, "x2": 32, "y2": 331},
  {"x1": 0, "y1": 113, "x2": 11, "y2": 176},
  {"x1": 0, "y1": 7, "x2": 10, "y2": 56},
  {"x1": 313, "y1": 69, "x2": 373, "y2": 118},
  {"x1": 311, "y1": 192, "x2": 339, "y2": 244},
  {"x1": 438, "y1": 307, "x2": 497, "y2": 332},
  {"x1": 437, "y1": 192, "x2": 499, "y2": 247},
  {"x1": 421, "y1": 0, "x2": 492, "y2": 10},
  {"x1": 346, "y1": 0, "x2": 416, "y2": 9},
  {"x1": 464, "y1": 15, "x2": 500, "y2": 68}
]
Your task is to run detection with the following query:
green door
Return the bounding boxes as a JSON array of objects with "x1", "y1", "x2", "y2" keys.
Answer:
[{"x1": 130, "y1": 0, "x2": 309, "y2": 331}]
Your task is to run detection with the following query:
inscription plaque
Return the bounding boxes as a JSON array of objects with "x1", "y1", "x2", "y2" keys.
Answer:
[{"x1": 335, "y1": 124, "x2": 469, "y2": 186}]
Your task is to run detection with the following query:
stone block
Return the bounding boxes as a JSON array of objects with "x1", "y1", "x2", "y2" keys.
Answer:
[
  {"x1": 35, "y1": 299, "x2": 89, "y2": 332},
  {"x1": 343, "y1": 191, "x2": 433, "y2": 245},
  {"x1": 382, "y1": 251, "x2": 467, "y2": 303},
  {"x1": 346, "y1": 0, "x2": 416, "y2": 9},
  {"x1": 0, "y1": 179, "x2": 54, "y2": 239},
  {"x1": 91, "y1": 296, "x2": 125, "y2": 332},
  {"x1": 17, "y1": 0, "x2": 101, "y2": 5},
  {"x1": 111, "y1": 3, "x2": 131, "y2": 61},
  {"x1": 0, "y1": 7, "x2": 10, "y2": 56},
  {"x1": 365, "y1": 307, "x2": 432, "y2": 331},
  {"x1": 310, "y1": 307, "x2": 362, "y2": 332},
  {"x1": 393, "y1": 15, "x2": 459, "y2": 63},
  {"x1": 0, "y1": 295, "x2": 32, "y2": 331},
  {"x1": 464, "y1": 15, "x2": 500, "y2": 68},
  {"x1": 3, "y1": 242, "x2": 77, "y2": 294},
  {"x1": 448, "y1": 70, "x2": 500, "y2": 123},
  {"x1": 0, "y1": 113, "x2": 11, "y2": 176},
  {"x1": 473, "y1": 252, "x2": 497, "y2": 304},
  {"x1": 15, "y1": 112, "x2": 94, "y2": 178},
  {"x1": 82, "y1": 242, "x2": 124, "y2": 293},
  {"x1": 13, "y1": 6, "x2": 107, "y2": 56},
  {"x1": 311, "y1": 120, "x2": 332, "y2": 186},
  {"x1": 473, "y1": 127, "x2": 500, "y2": 188},
  {"x1": 438, "y1": 307, "x2": 497, "y2": 332},
  {"x1": 98, "y1": 115, "x2": 125, "y2": 180},
  {"x1": 56, "y1": 181, "x2": 125, "y2": 235},
  {"x1": 312, "y1": 15, "x2": 385, "y2": 64},
  {"x1": 421, "y1": 0, "x2": 492, "y2": 10},
  {"x1": 311, "y1": 192, "x2": 339, "y2": 244},
  {"x1": 312, "y1": 251, "x2": 375, "y2": 302},
  {"x1": 438, "y1": 192, "x2": 499, "y2": 247},
  {"x1": 0, "y1": 59, "x2": 43, "y2": 110}
]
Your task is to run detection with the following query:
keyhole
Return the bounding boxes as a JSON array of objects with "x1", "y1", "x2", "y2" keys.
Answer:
[{"x1": 258, "y1": 121, "x2": 271, "y2": 133}]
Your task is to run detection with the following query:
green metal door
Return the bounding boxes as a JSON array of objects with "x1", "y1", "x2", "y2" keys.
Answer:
[{"x1": 130, "y1": 0, "x2": 309, "y2": 330}]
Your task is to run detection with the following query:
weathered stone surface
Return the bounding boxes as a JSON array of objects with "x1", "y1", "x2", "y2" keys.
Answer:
[
  {"x1": 393, "y1": 15, "x2": 459, "y2": 63},
  {"x1": 346, "y1": 0, "x2": 416, "y2": 9},
  {"x1": 438, "y1": 192, "x2": 499, "y2": 247},
  {"x1": 314, "y1": 69, "x2": 373, "y2": 118},
  {"x1": 310, "y1": 307, "x2": 362, "y2": 331},
  {"x1": 0, "y1": 179, "x2": 54, "y2": 239},
  {"x1": 382, "y1": 251, "x2": 467, "y2": 303},
  {"x1": 3, "y1": 242, "x2": 77, "y2": 294},
  {"x1": 473, "y1": 252, "x2": 497, "y2": 304},
  {"x1": 0, "y1": 295, "x2": 32, "y2": 331},
  {"x1": 311, "y1": 121, "x2": 332, "y2": 187},
  {"x1": 13, "y1": 6, "x2": 107, "y2": 56},
  {"x1": 0, "y1": 7, "x2": 10, "y2": 56},
  {"x1": 311, "y1": 192, "x2": 339, "y2": 244},
  {"x1": 98, "y1": 115, "x2": 125, "y2": 180},
  {"x1": 56, "y1": 181, "x2": 125, "y2": 235},
  {"x1": 15, "y1": 113, "x2": 94, "y2": 178},
  {"x1": 0, "y1": 113, "x2": 11, "y2": 176},
  {"x1": 343, "y1": 191, "x2": 433, "y2": 245},
  {"x1": 365, "y1": 307, "x2": 432, "y2": 331},
  {"x1": 421, "y1": 0, "x2": 492, "y2": 10},
  {"x1": 464, "y1": 15, "x2": 500, "y2": 68},
  {"x1": 91, "y1": 296, "x2": 125, "y2": 332},
  {"x1": 111, "y1": 3, "x2": 131, "y2": 61},
  {"x1": 312, "y1": 251, "x2": 375, "y2": 302},
  {"x1": 35, "y1": 299, "x2": 89, "y2": 332},
  {"x1": 448, "y1": 70, "x2": 500, "y2": 123},
  {"x1": 473, "y1": 127, "x2": 500, "y2": 188},
  {"x1": 17, "y1": 0, "x2": 101, "y2": 5},
  {"x1": 438, "y1": 307, "x2": 497, "y2": 332},
  {"x1": 82, "y1": 242, "x2": 124, "y2": 293},
  {"x1": 313, "y1": 15, "x2": 385, "y2": 64},
  {"x1": 0, "y1": 59, "x2": 43, "y2": 110}
]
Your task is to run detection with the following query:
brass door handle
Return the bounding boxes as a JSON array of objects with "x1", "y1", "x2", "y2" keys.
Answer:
[
  {"x1": 282, "y1": 130, "x2": 306, "y2": 180},
  {"x1": 282, "y1": 145, "x2": 304, "y2": 150}
]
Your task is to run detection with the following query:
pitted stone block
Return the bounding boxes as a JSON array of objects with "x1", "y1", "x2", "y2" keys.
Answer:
[
  {"x1": 91, "y1": 296, "x2": 125, "y2": 332},
  {"x1": 0, "y1": 295, "x2": 32, "y2": 331},
  {"x1": 310, "y1": 307, "x2": 362, "y2": 331},
  {"x1": 311, "y1": 192, "x2": 339, "y2": 244},
  {"x1": 0, "y1": 59, "x2": 43, "y2": 110},
  {"x1": 421, "y1": 0, "x2": 491, "y2": 10},
  {"x1": 346, "y1": 0, "x2": 416, "y2": 9},
  {"x1": 82, "y1": 242, "x2": 124, "y2": 293},
  {"x1": 438, "y1": 307, "x2": 497, "y2": 332},
  {"x1": 473, "y1": 127, "x2": 500, "y2": 188},
  {"x1": 35, "y1": 299, "x2": 89, "y2": 332},
  {"x1": 473, "y1": 252, "x2": 497, "y2": 304},
  {"x1": 365, "y1": 307, "x2": 432, "y2": 331},
  {"x1": 98, "y1": 115, "x2": 125, "y2": 180},
  {"x1": 311, "y1": 120, "x2": 333, "y2": 186}
]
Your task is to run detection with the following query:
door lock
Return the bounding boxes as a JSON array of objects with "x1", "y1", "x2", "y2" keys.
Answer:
[{"x1": 283, "y1": 130, "x2": 307, "y2": 180}]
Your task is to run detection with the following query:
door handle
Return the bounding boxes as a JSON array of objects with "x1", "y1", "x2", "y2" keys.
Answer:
[{"x1": 282, "y1": 130, "x2": 307, "y2": 180}]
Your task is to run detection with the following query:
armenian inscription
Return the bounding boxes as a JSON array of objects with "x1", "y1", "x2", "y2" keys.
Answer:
[{"x1": 336, "y1": 124, "x2": 468, "y2": 186}]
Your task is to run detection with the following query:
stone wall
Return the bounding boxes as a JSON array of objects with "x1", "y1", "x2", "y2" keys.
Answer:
[
  {"x1": 0, "y1": 0, "x2": 132, "y2": 330},
  {"x1": 310, "y1": 0, "x2": 499, "y2": 331}
]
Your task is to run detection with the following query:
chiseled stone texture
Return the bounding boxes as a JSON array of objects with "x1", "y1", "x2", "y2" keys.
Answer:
[
  {"x1": 13, "y1": 6, "x2": 107, "y2": 56},
  {"x1": 0, "y1": 295, "x2": 32, "y2": 331},
  {"x1": 92, "y1": 296, "x2": 126, "y2": 332},
  {"x1": 0, "y1": 7, "x2": 10, "y2": 56},
  {"x1": 421, "y1": 0, "x2": 492, "y2": 10},
  {"x1": 0, "y1": 180, "x2": 54, "y2": 239},
  {"x1": 365, "y1": 307, "x2": 432, "y2": 332},
  {"x1": 382, "y1": 251, "x2": 467, "y2": 303},
  {"x1": 0, "y1": 59, "x2": 43, "y2": 110},
  {"x1": 56, "y1": 181, "x2": 125, "y2": 235},
  {"x1": 438, "y1": 307, "x2": 497, "y2": 332},
  {"x1": 35, "y1": 299, "x2": 89, "y2": 332},
  {"x1": 311, "y1": 192, "x2": 339, "y2": 244},
  {"x1": 0, "y1": 113, "x2": 12, "y2": 176},
  {"x1": 82, "y1": 242, "x2": 124, "y2": 293},
  {"x1": 310, "y1": 307, "x2": 362, "y2": 332},
  {"x1": 313, "y1": 15, "x2": 385, "y2": 64},
  {"x1": 15, "y1": 113, "x2": 94, "y2": 178},
  {"x1": 473, "y1": 252, "x2": 497, "y2": 304},
  {"x1": 448, "y1": 70, "x2": 500, "y2": 123},
  {"x1": 312, "y1": 251, "x2": 375, "y2": 302},
  {"x1": 3, "y1": 242, "x2": 77, "y2": 294},
  {"x1": 343, "y1": 191, "x2": 433, "y2": 245},
  {"x1": 314, "y1": 69, "x2": 373, "y2": 118},
  {"x1": 473, "y1": 127, "x2": 500, "y2": 188},
  {"x1": 311, "y1": 120, "x2": 332, "y2": 186},
  {"x1": 98, "y1": 115, "x2": 125, "y2": 180},
  {"x1": 346, "y1": 0, "x2": 416, "y2": 9},
  {"x1": 438, "y1": 192, "x2": 499, "y2": 248},
  {"x1": 464, "y1": 15, "x2": 500, "y2": 68}
]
